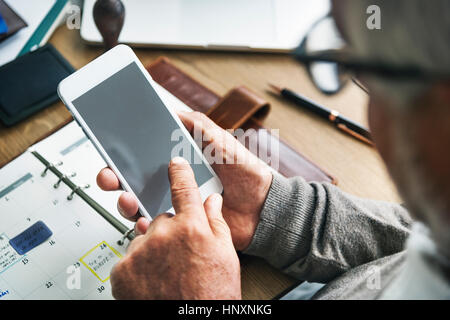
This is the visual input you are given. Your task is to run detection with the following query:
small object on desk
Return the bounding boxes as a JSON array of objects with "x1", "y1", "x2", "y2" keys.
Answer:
[
  {"x1": 17, "y1": 0, "x2": 71, "y2": 56},
  {"x1": 0, "y1": 0, "x2": 27, "y2": 42},
  {"x1": 93, "y1": 0, "x2": 125, "y2": 51},
  {"x1": 0, "y1": 43, "x2": 74, "y2": 126},
  {"x1": 0, "y1": 11, "x2": 8, "y2": 35},
  {"x1": 0, "y1": 0, "x2": 70, "y2": 67},
  {"x1": 268, "y1": 83, "x2": 373, "y2": 146}
]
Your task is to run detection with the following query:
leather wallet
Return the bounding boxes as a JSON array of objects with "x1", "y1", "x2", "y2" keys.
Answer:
[
  {"x1": 0, "y1": 0, "x2": 27, "y2": 42},
  {"x1": 147, "y1": 57, "x2": 337, "y2": 184}
]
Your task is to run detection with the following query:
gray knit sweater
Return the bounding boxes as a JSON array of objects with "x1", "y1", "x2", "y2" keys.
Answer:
[{"x1": 243, "y1": 172, "x2": 421, "y2": 299}]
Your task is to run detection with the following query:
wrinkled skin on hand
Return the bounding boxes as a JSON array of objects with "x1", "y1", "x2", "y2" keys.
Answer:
[{"x1": 97, "y1": 112, "x2": 273, "y2": 299}]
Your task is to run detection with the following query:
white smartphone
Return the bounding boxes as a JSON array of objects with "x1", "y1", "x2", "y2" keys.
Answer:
[{"x1": 57, "y1": 45, "x2": 222, "y2": 220}]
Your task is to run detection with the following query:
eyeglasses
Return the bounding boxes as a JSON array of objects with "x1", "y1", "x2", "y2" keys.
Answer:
[{"x1": 294, "y1": 15, "x2": 450, "y2": 95}]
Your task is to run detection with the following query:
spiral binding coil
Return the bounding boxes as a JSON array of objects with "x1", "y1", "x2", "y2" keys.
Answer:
[
  {"x1": 54, "y1": 172, "x2": 76, "y2": 189},
  {"x1": 67, "y1": 184, "x2": 90, "y2": 200},
  {"x1": 41, "y1": 161, "x2": 63, "y2": 177},
  {"x1": 33, "y1": 150, "x2": 134, "y2": 244}
]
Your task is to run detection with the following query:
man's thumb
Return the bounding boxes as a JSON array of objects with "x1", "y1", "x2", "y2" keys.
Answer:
[{"x1": 204, "y1": 193, "x2": 229, "y2": 236}]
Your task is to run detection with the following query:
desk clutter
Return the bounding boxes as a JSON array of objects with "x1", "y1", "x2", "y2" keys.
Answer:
[
  {"x1": 0, "y1": 0, "x2": 130, "y2": 126},
  {"x1": 0, "y1": 0, "x2": 127, "y2": 126},
  {"x1": 0, "y1": 0, "x2": 70, "y2": 67},
  {"x1": 0, "y1": 0, "x2": 73, "y2": 126}
]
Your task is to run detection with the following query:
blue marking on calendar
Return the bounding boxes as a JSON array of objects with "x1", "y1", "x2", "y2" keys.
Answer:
[
  {"x1": 0, "y1": 173, "x2": 32, "y2": 199},
  {"x1": 0, "y1": 289, "x2": 10, "y2": 298},
  {"x1": 9, "y1": 221, "x2": 53, "y2": 255},
  {"x1": 60, "y1": 136, "x2": 89, "y2": 156}
]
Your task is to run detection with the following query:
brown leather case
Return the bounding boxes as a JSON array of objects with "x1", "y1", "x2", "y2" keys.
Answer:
[
  {"x1": 147, "y1": 57, "x2": 337, "y2": 184},
  {"x1": 0, "y1": 0, "x2": 27, "y2": 42}
]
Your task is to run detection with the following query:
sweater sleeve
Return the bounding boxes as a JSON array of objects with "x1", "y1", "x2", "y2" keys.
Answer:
[{"x1": 243, "y1": 172, "x2": 412, "y2": 283}]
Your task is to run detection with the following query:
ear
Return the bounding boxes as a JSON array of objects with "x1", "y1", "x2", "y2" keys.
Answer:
[{"x1": 408, "y1": 82, "x2": 450, "y2": 217}]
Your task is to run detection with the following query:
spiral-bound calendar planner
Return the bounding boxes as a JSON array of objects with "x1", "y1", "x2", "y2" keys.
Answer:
[{"x1": 0, "y1": 121, "x2": 139, "y2": 300}]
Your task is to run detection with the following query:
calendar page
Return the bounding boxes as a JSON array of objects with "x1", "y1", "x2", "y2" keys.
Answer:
[{"x1": 0, "y1": 127, "x2": 134, "y2": 299}]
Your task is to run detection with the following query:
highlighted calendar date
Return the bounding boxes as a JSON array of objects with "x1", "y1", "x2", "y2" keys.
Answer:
[{"x1": 80, "y1": 241, "x2": 122, "y2": 282}]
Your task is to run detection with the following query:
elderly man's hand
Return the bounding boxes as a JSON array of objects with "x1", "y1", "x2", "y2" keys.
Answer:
[
  {"x1": 97, "y1": 111, "x2": 272, "y2": 251},
  {"x1": 109, "y1": 157, "x2": 241, "y2": 299}
]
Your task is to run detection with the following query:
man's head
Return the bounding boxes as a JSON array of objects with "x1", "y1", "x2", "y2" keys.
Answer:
[{"x1": 332, "y1": 0, "x2": 450, "y2": 254}]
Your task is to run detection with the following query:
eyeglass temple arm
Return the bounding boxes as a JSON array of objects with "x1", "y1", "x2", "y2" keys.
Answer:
[{"x1": 293, "y1": 50, "x2": 450, "y2": 81}]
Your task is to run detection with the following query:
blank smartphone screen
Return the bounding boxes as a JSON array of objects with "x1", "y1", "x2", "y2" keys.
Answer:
[{"x1": 72, "y1": 62, "x2": 213, "y2": 218}]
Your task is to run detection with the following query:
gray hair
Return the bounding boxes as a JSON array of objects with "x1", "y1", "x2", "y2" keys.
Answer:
[
  {"x1": 340, "y1": 0, "x2": 450, "y2": 106},
  {"x1": 340, "y1": 1, "x2": 450, "y2": 253}
]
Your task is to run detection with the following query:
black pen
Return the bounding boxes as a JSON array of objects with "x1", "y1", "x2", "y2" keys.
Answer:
[{"x1": 269, "y1": 84, "x2": 373, "y2": 146}]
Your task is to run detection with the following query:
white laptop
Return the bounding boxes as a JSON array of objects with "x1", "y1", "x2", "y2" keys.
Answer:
[{"x1": 80, "y1": 0, "x2": 330, "y2": 52}]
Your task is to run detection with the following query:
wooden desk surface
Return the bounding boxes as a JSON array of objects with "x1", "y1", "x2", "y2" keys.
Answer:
[{"x1": 0, "y1": 26, "x2": 401, "y2": 299}]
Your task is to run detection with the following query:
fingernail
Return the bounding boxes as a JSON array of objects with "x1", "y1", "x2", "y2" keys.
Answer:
[
  {"x1": 117, "y1": 198, "x2": 133, "y2": 218},
  {"x1": 171, "y1": 157, "x2": 188, "y2": 165},
  {"x1": 211, "y1": 193, "x2": 223, "y2": 206}
]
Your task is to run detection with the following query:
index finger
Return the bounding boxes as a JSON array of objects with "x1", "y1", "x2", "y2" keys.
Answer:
[
  {"x1": 177, "y1": 111, "x2": 219, "y2": 139},
  {"x1": 168, "y1": 157, "x2": 205, "y2": 218}
]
